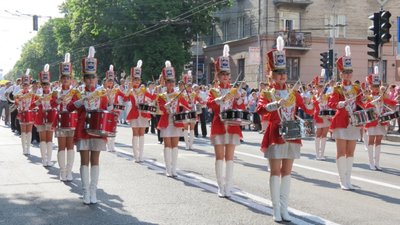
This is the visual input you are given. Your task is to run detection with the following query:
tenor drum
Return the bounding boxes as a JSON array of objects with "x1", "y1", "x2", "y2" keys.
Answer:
[
  {"x1": 301, "y1": 119, "x2": 315, "y2": 137},
  {"x1": 44, "y1": 109, "x2": 58, "y2": 124},
  {"x1": 173, "y1": 111, "x2": 197, "y2": 123},
  {"x1": 318, "y1": 109, "x2": 336, "y2": 118},
  {"x1": 219, "y1": 109, "x2": 253, "y2": 126},
  {"x1": 379, "y1": 111, "x2": 400, "y2": 122},
  {"x1": 351, "y1": 108, "x2": 377, "y2": 126},
  {"x1": 85, "y1": 110, "x2": 118, "y2": 137},
  {"x1": 58, "y1": 111, "x2": 78, "y2": 130},
  {"x1": 20, "y1": 110, "x2": 36, "y2": 124},
  {"x1": 138, "y1": 103, "x2": 158, "y2": 114}
]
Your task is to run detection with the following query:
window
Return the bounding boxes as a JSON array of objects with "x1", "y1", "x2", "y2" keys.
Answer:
[
  {"x1": 324, "y1": 15, "x2": 346, "y2": 38},
  {"x1": 368, "y1": 60, "x2": 387, "y2": 83},
  {"x1": 223, "y1": 21, "x2": 229, "y2": 42},
  {"x1": 278, "y1": 11, "x2": 299, "y2": 31},
  {"x1": 237, "y1": 16, "x2": 245, "y2": 39},
  {"x1": 238, "y1": 59, "x2": 245, "y2": 81},
  {"x1": 286, "y1": 57, "x2": 300, "y2": 82}
]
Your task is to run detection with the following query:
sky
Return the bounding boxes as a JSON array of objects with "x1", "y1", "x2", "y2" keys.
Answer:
[{"x1": 0, "y1": 0, "x2": 65, "y2": 77}]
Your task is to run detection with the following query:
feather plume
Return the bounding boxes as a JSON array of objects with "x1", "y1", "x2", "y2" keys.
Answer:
[
  {"x1": 165, "y1": 60, "x2": 171, "y2": 67},
  {"x1": 320, "y1": 68, "x2": 325, "y2": 77},
  {"x1": 188, "y1": 70, "x2": 192, "y2": 76},
  {"x1": 374, "y1": 65, "x2": 379, "y2": 75},
  {"x1": 44, "y1": 64, "x2": 49, "y2": 72},
  {"x1": 345, "y1": 45, "x2": 351, "y2": 57},
  {"x1": 64, "y1": 53, "x2": 70, "y2": 63},
  {"x1": 277, "y1": 36, "x2": 284, "y2": 51},
  {"x1": 137, "y1": 60, "x2": 143, "y2": 68},
  {"x1": 88, "y1": 46, "x2": 95, "y2": 58},
  {"x1": 25, "y1": 69, "x2": 30, "y2": 75},
  {"x1": 223, "y1": 44, "x2": 230, "y2": 57},
  {"x1": 109, "y1": 65, "x2": 114, "y2": 71}
]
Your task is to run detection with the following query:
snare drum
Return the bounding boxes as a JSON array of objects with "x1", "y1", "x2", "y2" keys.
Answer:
[
  {"x1": 20, "y1": 110, "x2": 36, "y2": 124},
  {"x1": 138, "y1": 103, "x2": 158, "y2": 114},
  {"x1": 319, "y1": 109, "x2": 336, "y2": 118},
  {"x1": 113, "y1": 104, "x2": 125, "y2": 111},
  {"x1": 85, "y1": 110, "x2": 118, "y2": 137},
  {"x1": 58, "y1": 111, "x2": 78, "y2": 130},
  {"x1": 379, "y1": 111, "x2": 400, "y2": 122},
  {"x1": 173, "y1": 111, "x2": 197, "y2": 123},
  {"x1": 44, "y1": 109, "x2": 58, "y2": 124},
  {"x1": 351, "y1": 108, "x2": 377, "y2": 126},
  {"x1": 219, "y1": 109, "x2": 253, "y2": 126},
  {"x1": 279, "y1": 120, "x2": 302, "y2": 140}
]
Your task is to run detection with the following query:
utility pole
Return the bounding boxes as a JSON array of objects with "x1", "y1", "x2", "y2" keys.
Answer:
[{"x1": 196, "y1": 33, "x2": 199, "y2": 84}]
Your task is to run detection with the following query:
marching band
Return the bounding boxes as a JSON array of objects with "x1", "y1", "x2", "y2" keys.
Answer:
[{"x1": 7, "y1": 38, "x2": 399, "y2": 222}]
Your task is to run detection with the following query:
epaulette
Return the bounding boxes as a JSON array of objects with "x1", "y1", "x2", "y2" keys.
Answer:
[
  {"x1": 158, "y1": 93, "x2": 166, "y2": 100},
  {"x1": 210, "y1": 88, "x2": 220, "y2": 98},
  {"x1": 333, "y1": 86, "x2": 343, "y2": 95}
]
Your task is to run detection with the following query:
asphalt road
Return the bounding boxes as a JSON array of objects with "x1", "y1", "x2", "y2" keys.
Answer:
[{"x1": 0, "y1": 123, "x2": 399, "y2": 225}]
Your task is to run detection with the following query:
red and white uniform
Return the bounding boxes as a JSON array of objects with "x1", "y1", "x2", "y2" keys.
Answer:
[
  {"x1": 52, "y1": 86, "x2": 79, "y2": 137},
  {"x1": 364, "y1": 92, "x2": 396, "y2": 135},
  {"x1": 183, "y1": 90, "x2": 202, "y2": 122},
  {"x1": 157, "y1": 90, "x2": 189, "y2": 137},
  {"x1": 16, "y1": 90, "x2": 38, "y2": 124},
  {"x1": 257, "y1": 83, "x2": 313, "y2": 157},
  {"x1": 67, "y1": 87, "x2": 109, "y2": 151},
  {"x1": 34, "y1": 89, "x2": 57, "y2": 131},
  {"x1": 126, "y1": 86, "x2": 156, "y2": 127},
  {"x1": 328, "y1": 81, "x2": 363, "y2": 140},
  {"x1": 312, "y1": 91, "x2": 332, "y2": 128},
  {"x1": 207, "y1": 83, "x2": 245, "y2": 145}
]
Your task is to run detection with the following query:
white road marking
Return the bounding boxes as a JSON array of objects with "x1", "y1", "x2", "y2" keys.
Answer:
[
  {"x1": 114, "y1": 147, "x2": 340, "y2": 225},
  {"x1": 234, "y1": 150, "x2": 400, "y2": 191}
]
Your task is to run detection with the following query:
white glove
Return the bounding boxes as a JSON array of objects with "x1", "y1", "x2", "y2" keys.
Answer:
[
  {"x1": 266, "y1": 101, "x2": 280, "y2": 112},
  {"x1": 337, "y1": 101, "x2": 346, "y2": 109},
  {"x1": 214, "y1": 96, "x2": 224, "y2": 104}
]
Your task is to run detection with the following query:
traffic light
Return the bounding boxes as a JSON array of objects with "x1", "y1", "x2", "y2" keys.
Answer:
[
  {"x1": 380, "y1": 10, "x2": 391, "y2": 44},
  {"x1": 367, "y1": 12, "x2": 380, "y2": 58},
  {"x1": 320, "y1": 52, "x2": 328, "y2": 69},
  {"x1": 33, "y1": 15, "x2": 38, "y2": 31}
]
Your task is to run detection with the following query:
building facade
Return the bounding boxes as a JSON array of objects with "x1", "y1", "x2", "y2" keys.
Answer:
[{"x1": 203, "y1": 0, "x2": 400, "y2": 88}]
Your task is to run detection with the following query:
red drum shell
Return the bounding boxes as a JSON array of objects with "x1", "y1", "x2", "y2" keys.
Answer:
[
  {"x1": 20, "y1": 110, "x2": 36, "y2": 124},
  {"x1": 58, "y1": 111, "x2": 78, "y2": 130},
  {"x1": 44, "y1": 109, "x2": 58, "y2": 124},
  {"x1": 85, "y1": 110, "x2": 118, "y2": 137}
]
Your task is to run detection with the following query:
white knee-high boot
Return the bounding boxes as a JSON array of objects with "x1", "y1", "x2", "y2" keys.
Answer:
[
  {"x1": 90, "y1": 165, "x2": 99, "y2": 204},
  {"x1": 270, "y1": 176, "x2": 282, "y2": 222},
  {"x1": 224, "y1": 160, "x2": 234, "y2": 198},
  {"x1": 39, "y1": 142, "x2": 47, "y2": 166},
  {"x1": 346, "y1": 157, "x2": 354, "y2": 190},
  {"x1": 375, "y1": 145, "x2": 382, "y2": 170},
  {"x1": 21, "y1": 133, "x2": 27, "y2": 154},
  {"x1": 367, "y1": 145, "x2": 376, "y2": 170},
  {"x1": 80, "y1": 165, "x2": 90, "y2": 204},
  {"x1": 46, "y1": 142, "x2": 53, "y2": 166},
  {"x1": 320, "y1": 138, "x2": 327, "y2": 160},
  {"x1": 184, "y1": 130, "x2": 189, "y2": 150},
  {"x1": 57, "y1": 151, "x2": 66, "y2": 181},
  {"x1": 132, "y1": 136, "x2": 139, "y2": 162},
  {"x1": 215, "y1": 160, "x2": 225, "y2": 197},
  {"x1": 280, "y1": 175, "x2": 292, "y2": 222},
  {"x1": 189, "y1": 130, "x2": 195, "y2": 149},
  {"x1": 315, "y1": 137, "x2": 321, "y2": 160},
  {"x1": 336, "y1": 156, "x2": 349, "y2": 190},
  {"x1": 66, "y1": 150, "x2": 75, "y2": 181},
  {"x1": 26, "y1": 132, "x2": 32, "y2": 154},
  {"x1": 163, "y1": 148, "x2": 172, "y2": 176},
  {"x1": 171, "y1": 147, "x2": 178, "y2": 177},
  {"x1": 138, "y1": 136, "x2": 144, "y2": 162}
]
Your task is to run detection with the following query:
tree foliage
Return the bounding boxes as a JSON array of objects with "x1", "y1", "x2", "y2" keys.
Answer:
[{"x1": 10, "y1": 0, "x2": 231, "y2": 83}]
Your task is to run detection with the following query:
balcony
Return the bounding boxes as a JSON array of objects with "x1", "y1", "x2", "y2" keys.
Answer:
[
  {"x1": 274, "y1": 31, "x2": 312, "y2": 50},
  {"x1": 273, "y1": 0, "x2": 313, "y2": 8}
]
